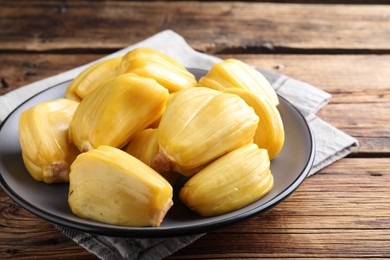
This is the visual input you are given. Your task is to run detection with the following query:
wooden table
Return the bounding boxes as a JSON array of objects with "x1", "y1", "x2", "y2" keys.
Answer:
[{"x1": 1, "y1": 1, "x2": 389, "y2": 259}]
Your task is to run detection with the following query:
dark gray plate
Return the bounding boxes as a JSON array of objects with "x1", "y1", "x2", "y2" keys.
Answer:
[{"x1": 0, "y1": 69, "x2": 315, "y2": 237}]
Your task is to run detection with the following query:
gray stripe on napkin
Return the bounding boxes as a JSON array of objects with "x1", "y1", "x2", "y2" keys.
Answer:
[{"x1": 57, "y1": 227, "x2": 203, "y2": 260}]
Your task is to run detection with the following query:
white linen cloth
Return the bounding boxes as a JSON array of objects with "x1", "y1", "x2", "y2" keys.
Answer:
[{"x1": 0, "y1": 30, "x2": 358, "y2": 259}]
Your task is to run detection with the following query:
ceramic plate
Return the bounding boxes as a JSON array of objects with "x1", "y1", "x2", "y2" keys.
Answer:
[{"x1": 0, "y1": 68, "x2": 315, "y2": 237}]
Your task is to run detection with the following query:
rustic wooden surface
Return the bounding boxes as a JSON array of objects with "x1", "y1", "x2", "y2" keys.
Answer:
[{"x1": 0, "y1": 1, "x2": 389, "y2": 259}]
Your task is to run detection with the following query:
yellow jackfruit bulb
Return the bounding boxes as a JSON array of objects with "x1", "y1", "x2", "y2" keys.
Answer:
[
  {"x1": 69, "y1": 73, "x2": 169, "y2": 152},
  {"x1": 118, "y1": 47, "x2": 197, "y2": 93},
  {"x1": 198, "y1": 59, "x2": 279, "y2": 106},
  {"x1": 125, "y1": 128, "x2": 178, "y2": 185},
  {"x1": 18, "y1": 98, "x2": 80, "y2": 183},
  {"x1": 225, "y1": 88, "x2": 285, "y2": 159},
  {"x1": 179, "y1": 144, "x2": 273, "y2": 217},
  {"x1": 65, "y1": 57, "x2": 122, "y2": 101},
  {"x1": 152, "y1": 87, "x2": 259, "y2": 177},
  {"x1": 68, "y1": 145, "x2": 173, "y2": 227},
  {"x1": 147, "y1": 92, "x2": 178, "y2": 129}
]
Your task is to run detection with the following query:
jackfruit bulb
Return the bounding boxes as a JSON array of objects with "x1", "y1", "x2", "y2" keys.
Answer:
[
  {"x1": 198, "y1": 59, "x2": 279, "y2": 106},
  {"x1": 118, "y1": 47, "x2": 197, "y2": 92},
  {"x1": 68, "y1": 145, "x2": 173, "y2": 227},
  {"x1": 224, "y1": 88, "x2": 285, "y2": 159},
  {"x1": 125, "y1": 128, "x2": 178, "y2": 185},
  {"x1": 65, "y1": 57, "x2": 122, "y2": 101},
  {"x1": 180, "y1": 144, "x2": 273, "y2": 216},
  {"x1": 19, "y1": 98, "x2": 80, "y2": 183},
  {"x1": 152, "y1": 87, "x2": 259, "y2": 177},
  {"x1": 69, "y1": 73, "x2": 169, "y2": 152}
]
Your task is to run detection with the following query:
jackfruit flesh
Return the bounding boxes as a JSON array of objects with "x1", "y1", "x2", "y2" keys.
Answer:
[
  {"x1": 198, "y1": 59, "x2": 279, "y2": 106},
  {"x1": 179, "y1": 144, "x2": 273, "y2": 217},
  {"x1": 18, "y1": 98, "x2": 80, "y2": 183},
  {"x1": 68, "y1": 145, "x2": 173, "y2": 227},
  {"x1": 118, "y1": 47, "x2": 197, "y2": 92},
  {"x1": 125, "y1": 128, "x2": 159, "y2": 167},
  {"x1": 65, "y1": 57, "x2": 121, "y2": 101},
  {"x1": 125, "y1": 128, "x2": 178, "y2": 185},
  {"x1": 17, "y1": 49, "x2": 284, "y2": 226},
  {"x1": 69, "y1": 73, "x2": 169, "y2": 152},
  {"x1": 225, "y1": 88, "x2": 285, "y2": 159},
  {"x1": 152, "y1": 87, "x2": 259, "y2": 177}
]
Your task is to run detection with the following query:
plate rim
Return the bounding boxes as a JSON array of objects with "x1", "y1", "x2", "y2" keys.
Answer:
[{"x1": 0, "y1": 69, "x2": 315, "y2": 238}]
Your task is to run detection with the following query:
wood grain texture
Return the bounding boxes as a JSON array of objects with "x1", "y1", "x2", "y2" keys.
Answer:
[
  {"x1": 0, "y1": 193, "x2": 95, "y2": 259},
  {"x1": 0, "y1": 1, "x2": 389, "y2": 259},
  {"x1": 226, "y1": 54, "x2": 390, "y2": 100},
  {"x1": 170, "y1": 158, "x2": 390, "y2": 258},
  {"x1": 1, "y1": 158, "x2": 389, "y2": 258},
  {"x1": 3, "y1": 53, "x2": 390, "y2": 102},
  {"x1": 0, "y1": 54, "x2": 99, "y2": 95},
  {"x1": 1, "y1": 53, "x2": 388, "y2": 154},
  {"x1": 1, "y1": 1, "x2": 390, "y2": 53}
]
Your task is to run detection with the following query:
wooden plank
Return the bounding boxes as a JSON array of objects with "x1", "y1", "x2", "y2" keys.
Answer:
[
  {"x1": 0, "y1": 52, "x2": 389, "y2": 98},
  {"x1": 0, "y1": 1, "x2": 388, "y2": 259},
  {"x1": 318, "y1": 102, "x2": 390, "y2": 137},
  {"x1": 220, "y1": 54, "x2": 390, "y2": 155},
  {"x1": 1, "y1": 1, "x2": 390, "y2": 53},
  {"x1": 204, "y1": 158, "x2": 390, "y2": 231},
  {"x1": 170, "y1": 158, "x2": 390, "y2": 258},
  {"x1": 0, "y1": 54, "x2": 100, "y2": 95},
  {"x1": 0, "y1": 194, "x2": 94, "y2": 259},
  {"x1": 2, "y1": 158, "x2": 388, "y2": 258},
  {"x1": 356, "y1": 137, "x2": 390, "y2": 155},
  {"x1": 170, "y1": 230, "x2": 390, "y2": 258},
  {"x1": 226, "y1": 54, "x2": 390, "y2": 103},
  {"x1": 2, "y1": 54, "x2": 390, "y2": 100},
  {"x1": 1, "y1": 53, "x2": 388, "y2": 154}
]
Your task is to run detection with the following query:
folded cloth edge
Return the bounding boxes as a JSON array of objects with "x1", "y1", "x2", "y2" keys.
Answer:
[{"x1": 57, "y1": 225, "x2": 205, "y2": 260}]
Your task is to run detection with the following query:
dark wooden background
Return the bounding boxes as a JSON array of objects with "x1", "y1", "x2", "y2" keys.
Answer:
[{"x1": 0, "y1": 1, "x2": 389, "y2": 259}]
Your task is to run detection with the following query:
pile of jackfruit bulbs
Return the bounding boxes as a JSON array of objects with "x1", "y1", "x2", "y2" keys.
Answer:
[{"x1": 18, "y1": 48, "x2": 285, "y2": 227}]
